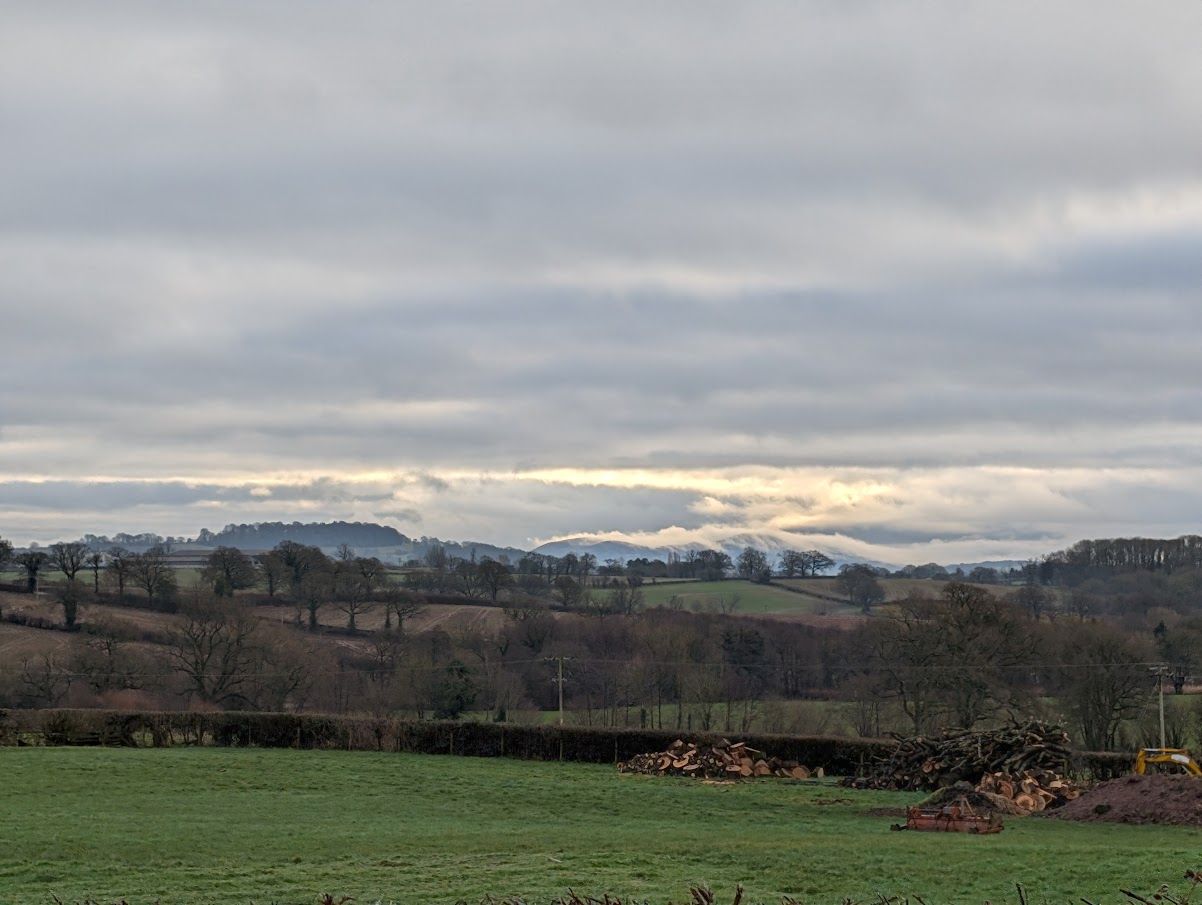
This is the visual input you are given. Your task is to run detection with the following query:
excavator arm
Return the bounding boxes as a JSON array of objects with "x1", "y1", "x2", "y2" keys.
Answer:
[{"x1": 1135, "y1": 748, "x2": 1202, "y2": 776}]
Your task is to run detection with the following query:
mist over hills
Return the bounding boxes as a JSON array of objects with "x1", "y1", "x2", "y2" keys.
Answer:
[
  {"x1": 530, "y1": 534, "x2": 885, "y2": 571},
  {"x1": 60, "y1": 521, "x2": 1028, "y2": 573}
]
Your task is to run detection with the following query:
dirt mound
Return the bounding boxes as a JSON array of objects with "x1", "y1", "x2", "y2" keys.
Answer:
[{"x1": 1049, "y1": 774, "x2": 1202, "y2": 825}]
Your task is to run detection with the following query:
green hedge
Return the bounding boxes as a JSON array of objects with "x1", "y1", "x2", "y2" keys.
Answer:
[
  {"x1": 0, "y1": 709, "x2": 1133, "y2": 780},
  {"x1": 3, "y1": 709, "x2": 891, "y2": 773}
]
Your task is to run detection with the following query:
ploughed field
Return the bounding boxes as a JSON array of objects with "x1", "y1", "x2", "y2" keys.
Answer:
[{"x1": 2, "y1": 748, "x2": 1199, "y2": 905}]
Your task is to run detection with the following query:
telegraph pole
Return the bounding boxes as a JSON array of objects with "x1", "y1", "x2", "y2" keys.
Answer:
[
  {"x1": 547, "y1": 656, "x2": 568, "y2": 726},
  {"x1": 1152, "y1": 665, "x2": 1170, "y2": 749},
  {"x1": 557, "y1": 656, "x2": 565, "y2": 726}
]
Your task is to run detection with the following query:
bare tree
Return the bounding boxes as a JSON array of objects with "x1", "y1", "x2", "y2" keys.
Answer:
[
  {"x1": 1057, "y1": 622, "x2": 1151, "y2": 750},
  {"x1": 130, "y1": 546, "x2": 178, "y2": 607},
  {"x1": 511, "y1": 607, "x2": 556, "y2": 654},
  {"x1": 85, "y1": 551, "x2": 104, "y2": 594},
  {"x1": 19, "y1": 654, "x2": 73, "y2": 707},
  {"x1": 256, "y1": 550, "x2": 287, "y2": 597},
  {"x1": 296, "y1": 568, "x2": 333, "y2": 631},
  {"x1": 836, "y1": 564, "x2": 886, "y2": 613},
  {"x1": 71, "y1": 619, "x2": 147, "y2": 694},
  {"x1": 855, "y1": 596, "x2": 946, "y2": 734},
  {"x1": 1009, "y1": 583, "x2": 1049, "y2": 621},
  {"x1": 15, "y1": 550, "x2": 49, "y2": 593},
  {"x1": 936, "y1": 583, "x2": 1030, "y2": 728},
  {"x1": 736, "y1": 547, "x2": 772, "y2": 583},
  {"x1": 553, "y1": 575, "x2": 585, "y2": 609},
  {"x1": 273, "y1": 541, "x2": 329, "y2": 595},
  {"x1": 381, "y1": 585, "x2": 425, "y2": 633},
  {"x1": 333, "y1": 560, "x2": 372, "y2": 630},
  {"x1": 57, "y1": 580, "x2": 83, "y2": 629},
  {"x1": 423, "y1": 544, "x2": 450, "y2": 591},
  {"x1": 203, "y1": 546, "x2": 257, "y2": 597},
  {"x1": 355, "y1": 556, "x2": 386, "y2": 597},
  {"x1": 168, "y1": 597, "x2": 260, "y2": 707},
  {"x1": 476, "y1": 559, "x2": 513, "y2": 603},
  {"x1": 853, "y1": 584, "x2": 1034, "y2": 732},
  {"x1": 607, "y1": 583, "x2": 644, "y2": 616},
  {"x1": 778, "y1": 550, "x2": 805, "y2": 578},
  {"x1": 801, "y1": 550, "x2": 835, "y2": 577},
  {"x1": 241, "y1": 626, "x2": 316, "y2": 712},
  {"x1": 453, "y1": 558, "x2": 485, "y2": 599},
  {"x1": 50, "y1": 542, "x2": 88, "y2": 584},
  {"x1": 106, "y1": 547, "x2": 133, "y2": 598}
]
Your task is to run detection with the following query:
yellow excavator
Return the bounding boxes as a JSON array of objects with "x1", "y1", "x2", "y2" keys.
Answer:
[
  {"x1": 1134, "y1": 748, "x2": 1202, "y2": 776},
  {"x1": 1135, "y1": 669, "x2": 1201, "y2": 776}
]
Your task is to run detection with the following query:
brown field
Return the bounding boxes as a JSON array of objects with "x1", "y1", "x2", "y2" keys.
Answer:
[
  {"x1": 0, "y1": 621, "x2": 74, "y2": 662},
  {"x1": 776, "y1": 576, "x2": 1018, "y2": 602}
]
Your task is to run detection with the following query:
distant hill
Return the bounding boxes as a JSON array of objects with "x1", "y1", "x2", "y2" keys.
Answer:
[
  {"x1": 74, "y1": 522, "x2": 528, "y2": 564},
  {"x1": 943, "y1": 560, "x2": 1028, "y2": 574},
  {"x1": 531, "y1": 538, "x2": 678, "y2": 562},
  {"x1": 194, "y1": 521, "x2": 407, "y2": 550}
]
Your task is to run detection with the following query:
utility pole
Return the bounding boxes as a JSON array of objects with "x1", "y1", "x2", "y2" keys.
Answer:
[
  {"x1": 548, "y1": 656, "x2": 568, "y2": 726},
  {"x1": 1151, "y1": 664, "x2": 1170, "y2": 749},
  {"x1": 555, "y1": 656, "x2": 565, "y2": 726}
]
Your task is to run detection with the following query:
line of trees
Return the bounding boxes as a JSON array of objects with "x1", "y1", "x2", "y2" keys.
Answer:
[{"x1": 7, "y1": 531, "x2": 1202, "y2": 751}]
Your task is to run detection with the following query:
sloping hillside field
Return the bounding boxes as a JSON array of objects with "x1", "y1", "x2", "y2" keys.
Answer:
[{"x1": 1, "y1": 748, "x2": 1198, "y2": 904}]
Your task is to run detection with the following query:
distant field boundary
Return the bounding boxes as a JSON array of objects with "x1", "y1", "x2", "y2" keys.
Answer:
[
  {"x1": 766, "y1": 580, "x2": 850, "y2": 605},
  {"x1": 0, "y1": 708, "x2": 1131, "y2": 779}
]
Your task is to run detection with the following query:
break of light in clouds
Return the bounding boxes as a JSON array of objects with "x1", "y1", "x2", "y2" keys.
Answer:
[{"x1": 3, "y1": 2, "x2": 1202, "y2": 564}]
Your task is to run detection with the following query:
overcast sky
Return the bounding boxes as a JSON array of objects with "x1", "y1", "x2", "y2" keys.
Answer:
[{"x1": 3, "y1": 3, "x2": 1202, "y2": 563}]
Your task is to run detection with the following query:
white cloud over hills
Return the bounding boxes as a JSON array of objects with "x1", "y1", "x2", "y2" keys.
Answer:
[{"x1": 3, "y1": 3, "x2": 1202, "y2": 564}]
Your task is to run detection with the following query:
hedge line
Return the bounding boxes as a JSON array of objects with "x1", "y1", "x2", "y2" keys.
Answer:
[
  {"x1": 0, "y1": 708, "x2": 1135, "y2": 779},
  {"x1": 1, "y1": 708, "x2": 891, "y2": 772}
]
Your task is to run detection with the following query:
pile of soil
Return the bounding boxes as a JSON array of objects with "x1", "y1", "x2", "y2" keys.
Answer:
[{"x1": 1048, "y1": 774, "x2": 1202, "y2": 825}]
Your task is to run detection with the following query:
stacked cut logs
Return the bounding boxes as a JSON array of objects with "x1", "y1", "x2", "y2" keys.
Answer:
[
  {"x1": 842, "y1": 721, "x2": 1073, "y2": 792},
  {"x1": 618, "y1": 739, "x2": 818, "y2": 780},
  {"x1": 975, "y1": 769, "x2": 1083, "y2": 812}
]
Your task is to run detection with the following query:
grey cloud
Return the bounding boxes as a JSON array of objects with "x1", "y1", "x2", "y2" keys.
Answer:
[
  {"x1": 374, "y1": 508, "x2": 423, "y2": 525},
  {"x1": 414, "y1": 473, "x2": 451, "y2": 493},
  {"x1": 3, "y1": 3, "x2": 1202, "y2": 556},
  {"x1": 0, "y1": 478, "x2": 391, "y2": 511},
  {"x1": 809, "y1": 525, "x2": 1061, "y2": 548}
]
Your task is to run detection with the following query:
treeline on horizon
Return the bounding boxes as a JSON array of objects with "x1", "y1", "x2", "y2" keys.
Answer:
[
  {"x1": 4, "y1": 531, "x2": 1202, "y2": 754},
  {"x1": 65, "y1": 521, "x2": 525, "y2": 560},
  {"x1": 20, "y1": 520, "x2": 1202, "y2": 585}
]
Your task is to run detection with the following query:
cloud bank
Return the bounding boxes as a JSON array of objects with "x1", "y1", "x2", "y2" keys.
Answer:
[{"x1": 3, "y1": 3, "x2": 1202, "y2": 563}]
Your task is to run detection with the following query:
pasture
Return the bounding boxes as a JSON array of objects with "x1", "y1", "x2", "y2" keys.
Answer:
[
  {"x1": 638, "y1": 580, "x2": 858, "y2": 616},
  {"x1": 2, "y1": 747, "x2": 1198, "y2": 905}
]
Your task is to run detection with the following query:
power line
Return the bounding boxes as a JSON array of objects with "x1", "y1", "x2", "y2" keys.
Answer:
[{"x1": 0, "y1": 655, "x2": 1183, "y2": 682}]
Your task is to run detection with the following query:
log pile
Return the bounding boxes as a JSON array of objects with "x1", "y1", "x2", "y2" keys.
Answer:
[
  {"x1": 975, "y1": 769, "x2": 1083, "y2": 812},
  {"x1": 842, "y1": 721, "x2": 1073, "y2": 792},
  {"x1": 618, "y1": 739, "x2": 817, "y2": 780}
]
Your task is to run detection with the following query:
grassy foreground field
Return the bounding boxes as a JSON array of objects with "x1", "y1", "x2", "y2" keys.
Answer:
[{"x1": 3, "y1": 749, "x2": 1200, "y2": 905}]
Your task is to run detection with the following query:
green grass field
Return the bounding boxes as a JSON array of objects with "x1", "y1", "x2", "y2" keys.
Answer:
[
  {"x1": 638, "y1": 580, "x2": 855, "y2": 615},
  {"x1": 2, "y1": 748, "x2": 1199, "y2": 905}
]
